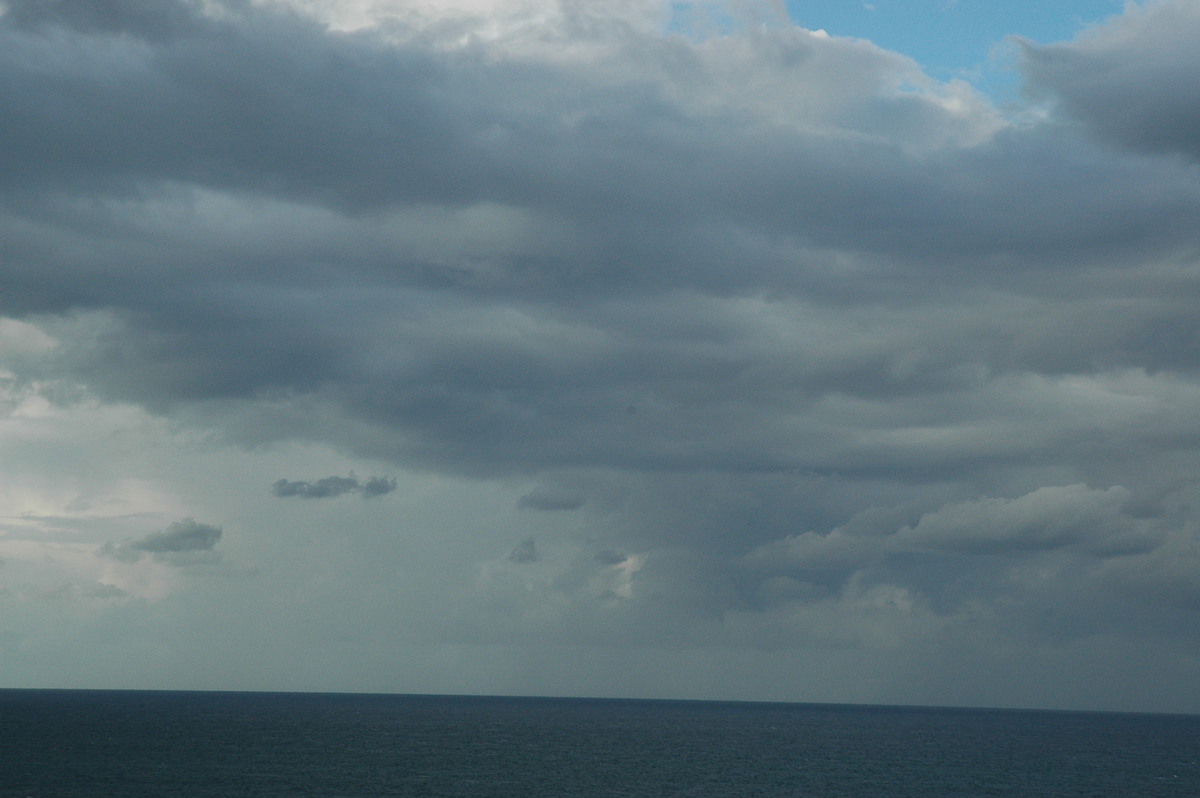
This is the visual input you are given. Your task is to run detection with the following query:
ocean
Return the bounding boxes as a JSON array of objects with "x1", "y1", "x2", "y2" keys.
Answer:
[{"x1": 1, "y1": 690, "x2": 1197, "y2": 796}]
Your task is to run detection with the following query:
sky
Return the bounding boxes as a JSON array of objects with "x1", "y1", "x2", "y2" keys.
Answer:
[
  {"x1": 782, "y1": 1, "x2": 1124, "y2": 74},
  {"x1": 2, "y1": 0, "x2": 1200, "y2": 714}
]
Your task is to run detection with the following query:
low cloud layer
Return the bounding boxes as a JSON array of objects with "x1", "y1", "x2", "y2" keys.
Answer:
[{"x1": 2, "y1": 0, "x2": 1200, "y2": 711}]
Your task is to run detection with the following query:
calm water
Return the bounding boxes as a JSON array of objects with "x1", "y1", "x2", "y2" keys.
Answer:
[{"x1": 1, "y1": 690, "x2": 1198, "y2": 797}]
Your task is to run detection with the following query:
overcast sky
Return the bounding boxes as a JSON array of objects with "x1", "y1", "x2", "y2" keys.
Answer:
[{"x1": 3, "y1": 0, "x2": 1200, "y2": 714}]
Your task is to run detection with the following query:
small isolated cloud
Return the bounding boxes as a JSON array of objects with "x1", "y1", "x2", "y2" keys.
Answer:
[
  {"x1": 132, "y1": 518, "x2": 223, "y2": 553},
  {"x1": 594, "y1": 550, "x2": 628, "y2": 565},
  {"x1": 272, "y1": 474, "x2": 397, "y2": 500},
  {"x1": 508, "y1": 538, "x2": 539, "y2": 563},
  {"x1": 272, "y1": 476, "x2": 359, "y2": 498},
  {"x1": 517, "y1": 488, "x2": 585, "y2": 511},
  {"x1": 101, "y1": 518, "x2": 223, "y2": 564},
  {"x1": 360, "y1": 476, "x2": 398, "y2": 498}
]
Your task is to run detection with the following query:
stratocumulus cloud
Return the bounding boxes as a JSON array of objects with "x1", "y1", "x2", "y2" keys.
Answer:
[{"x1": 2, "y1": 0, "x2": 1200, "y2": 712}]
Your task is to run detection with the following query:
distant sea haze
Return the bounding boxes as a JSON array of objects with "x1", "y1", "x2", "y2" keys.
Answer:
[{"x1": 2, "y1": 690, "x2": 1198, "y2": 797}]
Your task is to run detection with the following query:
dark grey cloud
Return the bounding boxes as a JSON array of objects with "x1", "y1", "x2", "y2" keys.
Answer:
[
  {"x1": 508, "y1": 538, "x2": 539, "y2": 564},
  {"x1": 1, "y1": 0, "x2": 217, "y2": 41},
  {"x1": 273, "y1": 476, "x2": 360, "y2": 499},
  {"x1": 360, "y1": 475, "x2": 399, "y2": 498},
  {"x1": 272, "y1": 475, "x2": 397, "y2": 499},
  {"x1": 1020, "y1": 1, "x2": 1200, "y2": 160},
  {"x1": 594, "y1": 550, "x2": 628, "y2": 566},
  {"x1": 4, "y1": 2, "x2": 1186, "y2": 469},
  {"x1": 132, "y1": 518, "x2": 223, "y2": 552},
  {"x1": 517, "y1": 489, "x2": 586, "y2": 511},
  {"x1": 101, "y1": 518, "x2": 223, "y2": 562}
]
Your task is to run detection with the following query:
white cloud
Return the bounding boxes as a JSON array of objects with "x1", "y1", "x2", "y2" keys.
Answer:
[
  {"x1": 255, "y1": 0, "x2": 672, "y2": 38},
  {"x1": 0, "y1": 317, "x2": 56, "y2": 358}
]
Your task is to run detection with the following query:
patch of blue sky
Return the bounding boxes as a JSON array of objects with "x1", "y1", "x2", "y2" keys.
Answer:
[{"x1": 670, "y1": 1, "x2": 1128, "y2": 99}]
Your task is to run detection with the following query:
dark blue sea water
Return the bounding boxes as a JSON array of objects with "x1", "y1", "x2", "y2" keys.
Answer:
[{"x1": 1, "y1": 690, "x2": 1197, "y2": 797}]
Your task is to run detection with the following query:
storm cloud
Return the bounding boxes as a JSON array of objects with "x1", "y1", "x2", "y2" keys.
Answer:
[{"x1": 2, "y1": 0, "x2": 1200, "y2": 711}]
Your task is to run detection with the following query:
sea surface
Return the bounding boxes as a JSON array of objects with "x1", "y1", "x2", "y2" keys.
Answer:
[{"x1": 1, "y1": 690, "x2": 1197, "y2": 797}]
